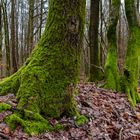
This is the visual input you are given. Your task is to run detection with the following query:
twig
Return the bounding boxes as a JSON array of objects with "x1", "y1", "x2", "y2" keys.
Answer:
[
  {"x1": 119, "y1": 127, "x2": 123, "y2": 140},
  {"x1": 90, "y1": 64, "x2": 104, "y2": 73}
]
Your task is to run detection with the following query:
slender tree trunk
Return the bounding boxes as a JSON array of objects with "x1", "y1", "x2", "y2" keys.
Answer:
[
  {"x1": 15, "y1": 0, "x2": 19, "y2": 68},
  {"x1": 89, "y1": 0, "x2": 101, "y2": 81},
  {"x1": 0, "y1": 3, "x2": 2, "y2": 77},
  {"x1": 100, "y1": 0, "x2": 104, "y2": 67},
  {"x1": 11, "y1": 0, "x2": 17, "y2": 73},
  {"x1": 39, "y1": 0, "x2": 43, "y2": 38},
  {"x1": 137, "y1": 0, "x2": 139, "y2": 12},
  {"x1": 2, "y1": 1, "x2": 10, "y2": 76},
  {"x1": 20, "y1": 7, "x2": 24, "y2": 65},
  {"x1": 27, "y1": 0, "x2": 34, "y2": 57},
  {"x1": 0, "y1": 0, "x2": 86, "y2": 134}
]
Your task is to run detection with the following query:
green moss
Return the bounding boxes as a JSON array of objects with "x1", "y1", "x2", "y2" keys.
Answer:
[
  {"x1": 122, "y1": 27, "x2": 140, "y2": 105},
  {"x1": 104, "y1": 0, "x2": 120, "y2": 91},
  {"x1": 105, "y1": 0, "x2": 140, "y2": 105},
  {"x1": 106, "y1": 26, "x2": 140, "y2": 105},
  {"x1": 6, "y1": 110, "x2": 64, "y2": 135},
  {"x1": 104, "y1": 45, "x2": 121, "y2": 91},
  {"x1": 0, "y1": 0, "x2": 86, "y2": 135},
  {"x1": 122, "y1": 0, "x2": 140, "y2": 106},
  {"x1": 0, "y1": 103, "x2": 11, "y2": 112},
  {"x1": 75, "y1": 115, "x2": 88, "y2": 126},
  {"x1": 0, "y1": 74, "x2": 19, "y2": 95}
]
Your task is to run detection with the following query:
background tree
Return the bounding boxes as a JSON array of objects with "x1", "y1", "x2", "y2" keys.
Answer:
[
  {"x1": 11, "y1": 0, "x2": 18, "y2": 73},
  {"x1": 89, "y1": 0, "x2": 101, "y2": 81},
  {"x1": 123, "y1": 0, "x2": 140, "y2": 105},
  {"x1": 1, "y1": 0, "x2": 11, "y2": 76},
  {"x1": 104, "y1": 0, "x2": 120, "y2": 90},
  {"x1": 104, "y1": 0, "x2": 140, "y2": 105},
  {"x1": 0, "y1": 0, "x2": 48, "y2": 77},
  {"x1": 15, "y1": 0, "x2": 19, "y2": 68},
  {"x1": 0, "y1": 3, "x2": 2, "y2": 77},
  {"x1": 26, "y1": 0, "x2": 35, "y2": 58}
]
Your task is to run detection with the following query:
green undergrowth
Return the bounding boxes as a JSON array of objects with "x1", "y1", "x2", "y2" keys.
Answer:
[{"x1": 0, "y1": 103, "x2": 11, "y2": 112}]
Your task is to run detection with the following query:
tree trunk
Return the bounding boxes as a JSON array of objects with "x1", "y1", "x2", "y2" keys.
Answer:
[
  {"x1": 0, "y1": 3, "x2": 2, "y2": 77},
  {"x1": 39, "y1": 0, "x2": 43, "y2": 38},
  {"x1": 0, "y1": 0, "x2": 86, "y2": 134},
  {"x1": 15, "y1": 0, "x2": 19, "y2": 68},
  {"x1": 137, "y1": 0, "x2": 139, "y2": 12},
  {"x1": 27, "y1": 0, "x2": 35, "y2": 57},
  {"x1": 104, "y1": 0, "x2": 120, "y2": 90},
  {"x1": 89, "y1": 0, "x2": 101, "y2": 81},
  {"x1": 2, "y1": 1, "x2": 11, "y2": 76},
  {"x1": 11, "y1": 0, "x2": 18, "y2": 73},
  {"x1": 104, "y1": 0, "x2": 140, "y2": 105},
  {"x1": 122, "y1": 0, "x2": 140, "y2": 105}
]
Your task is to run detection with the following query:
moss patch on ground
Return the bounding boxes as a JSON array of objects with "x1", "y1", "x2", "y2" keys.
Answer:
[
  {"x1": 0, "y1": 103, "x2": 11, "y2": 113},
  {"x1": 5, "y1": 110, "x2": 64, "y2": 135}
]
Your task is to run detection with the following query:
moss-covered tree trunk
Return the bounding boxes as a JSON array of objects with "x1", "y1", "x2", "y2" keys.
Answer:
[
  {"x1": 122, "y1": 0, "x2": 140, "y2": 105},
  {"x1": 104, "y1": 0, "x2": 140, "y2": 105},
  {"x1": 104, "y1": 0, "x2": 120, "y2": 90},
  {"x1": 0, "y1": 0, "x2": 86, "y2": 134}
]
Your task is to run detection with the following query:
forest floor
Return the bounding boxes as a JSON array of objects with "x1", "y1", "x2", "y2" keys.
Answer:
[{"x1": 0, "y1": 83, "x2": 140, "y2": 140}]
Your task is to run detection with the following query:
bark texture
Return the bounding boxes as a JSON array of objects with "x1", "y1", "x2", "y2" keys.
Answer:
[
  {"x1": 2, "y1": 1, "x2": 11, "y2": 76},
  {"x1": 0, "y1": 3, "x2": 2, "y2": 76},
  {"x1": 89, "y1": 0, "x2": 101, "y2": 81},
  {"x1": 0, "y1": 0, "x2": 86, "y2": 134},
  {"x1": 104, "y1": 0, "x2": 140, "y2": 105},
  {"x1": 11, "y1": 0, "x2": 18, "y2": 73},
  {"x1": 104, "y1": 0, "x2": 120, "y2": 90},
  {"x1": 27, "y1": 0, "x2": 35, "y2": 57},
  {"x1": 122, "y1": 0, "x2": 140, "y2": 105}
]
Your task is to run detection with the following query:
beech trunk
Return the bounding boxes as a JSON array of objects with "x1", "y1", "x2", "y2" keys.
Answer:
[{"x1": 0, "y1": 0, "x2": 86, "y2": 134}]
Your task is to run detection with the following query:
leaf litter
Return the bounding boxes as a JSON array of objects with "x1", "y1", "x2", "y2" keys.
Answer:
[{"x1": 0, "y1": 83, "x2": 140, "y2": 140}]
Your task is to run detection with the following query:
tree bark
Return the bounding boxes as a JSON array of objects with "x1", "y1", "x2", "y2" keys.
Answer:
[
  {"x1": 89, "y1": 0, "x2": 101, "y2": 81},
  {"x1": 104, "y1": 0, "x2": 140, "y2": 105},
  {"x1": 0, "y1": 3, "x2": 2, "y2": 77},
  {"x1": 39, "y1": 0, "x2": 43, "y2": 38},
  {"x1": 104, "y1": 0, "x2": 120, "y2": 90},
  {"x1": 123, "y1": 0, "x2": 140, "y2": 105},
  {"x1": 27, "y1": 0, "x2": 35, "y2": 57},
  {"x1": 2, "y1": 1, "x2": 11, "y2": 76},
  {"x1": 15, "y1": 0, "x2": 19, "y2": 68},
  {"x1": 11, "y1": 0, "x2": 18, "y2": 73},
  {"x1": 0, "y1": 0, "x2": 86, "y2": 134}
]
